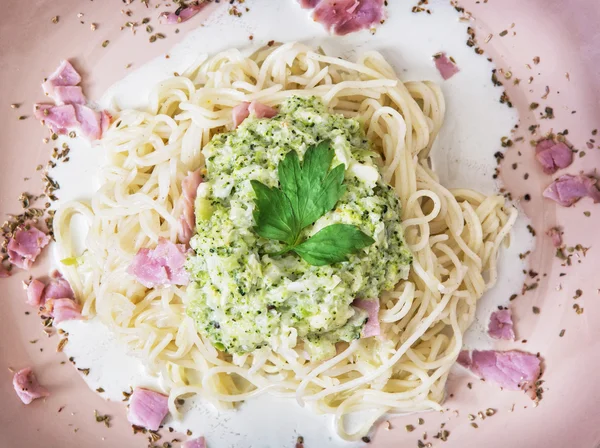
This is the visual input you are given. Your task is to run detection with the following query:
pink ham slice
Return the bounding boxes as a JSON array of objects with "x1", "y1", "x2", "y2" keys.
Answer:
[
  {"x1": 128, "y1": 238, "x2": 189, "y2": 288},
  {"x1": 42, "y1": 60, "x2": 82, "y2": 98},
  {"x1": 488, "y1": 309, "x2": 515, "y2": 340},
  {"x1": 232, "y1": 101, "x2": 278, "y2": 128},
  {"x1": 183, "y1": 437, "x2": 207, "y2": 448},
  {"x1": 543, "y1": 174, "x2": 600, "y2": 207},
  {"x1": 459, "y1": 350, "x2": 541, "y2": 396},
  {"x1": 53, "y1": 86, "x2": 87, "y2": 105},
  {"x1": 159, "y1": 4, "x2": 208, "y2": 24},
  {"x1": 26, "y1": 279, "x2": 47, "y2": 307},
  {"x1": 434, "y1": 53, "x2": 460, "y2": 80},
  {"x1": 535, "y1": 138, "x2": 573, "y2": 174},
  {"x1": 74, "y1": 104, "x2": 102, "y2": 140},
  {"x1": 546, "y1": 227, "x2": 563, "y2": 247},
  {"x1": 352, "y1": 299, "x2": 380, "y2": 337},
  {"x1": 44, "y1": 298, "x2": 82, "y2": 324},
  {"x1": 127, "y1": 388, "x2": 169, "y2": 431},
  {"x1": 312, "y1": 0, "x2": 385, "y2": 35},
  {"x1": 34, "y1": 104, "x2": 79, "y2": 135},
  {"x1": 178, "y1": 169, "x2": 203, "y2": 245},
  {"x1": 13, "y1": 368, "x2": 50, "y2": 405},
  {"x1": 7, "y1": 226, "x2": 51, "y2": 270}
]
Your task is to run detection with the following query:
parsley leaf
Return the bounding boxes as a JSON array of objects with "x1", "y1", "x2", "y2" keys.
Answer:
[
  {"x1": 294, "y1": 224, "x2": 375, "y2": 266},
  {"x1": 250, "y1": 141, "x2": 375, "y2": 266}
]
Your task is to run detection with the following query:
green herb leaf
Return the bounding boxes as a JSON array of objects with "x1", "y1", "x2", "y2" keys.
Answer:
[
  {"x1": 294, "y1": 224, "x2": 375, "y2": 266},
  {"x1": 251, "y1": 141, "x2": 375, "y2": 266},
  {"x1": 250, "y1": 180, "x2": 299, "y2": 246},
  {"x1": 278, "y1": 141, "x2": 346, "y2": 229}
]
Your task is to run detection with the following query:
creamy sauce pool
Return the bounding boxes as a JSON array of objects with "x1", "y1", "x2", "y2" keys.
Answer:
[{"x1": 52, "y1": 1, "x2": 534, "y2": 446}]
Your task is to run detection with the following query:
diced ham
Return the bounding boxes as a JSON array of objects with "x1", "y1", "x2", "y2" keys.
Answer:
[
  {"x1": 159, "y1": 4, "x2": 207, "y2": 25},
  {"x1": 249, "y1": 101, "x2": 278, "y2": 119},
  {"x1": 42, "y1": 60, "x2": 82, "y2": 98},
  {"x1": 53, "y1": 86, "x2": 87, "y2": 105},
  {"x1": 535, "y1": 138, "x2": 573, "y2": 174},
  {"x1": 543, "y1": 174, "x2": 600, "y2": 207},
  {"x1": 128, "y1": 238, "x2": 189, "y2": 288},
  {"x1": 183, "y1": 437, "x2": 207, "y2": 448},
  {"x1": 467, "y1": 350, "x2": 541, "y2": 395},
  {"x1": 488, "y1": 309, "x2": 515, "y2": 340},
  {"x1": 34, "y1": 104, "x2": 79, "y2": 135},
  {"x1": 299, "y1": 0, "x2": 322, "y2": 8},
  {"x1": 0, "y1": 263, "x2": 10, "y2": 278},
  {"x1": 26, "y1": 279, "x2": 47, "y2": 307},
  {"x1": 127, "y1": 388, "x2": 169, "y2": 431},
  {"x1": 74, "y1": 104, "x2": 102, "y2": 140},
  {"x1": 13, "y1": 368, "x2": 50, "y2": 405},
  {"x1": 312, "y1": 0, "x2": 385, "y2": 35},
  {"x1": 178, "y1": 169, "x2": 203, "y2": 245},
  {"x1": 457, "y1": 350, "x2": 472, "y2": 368},
  {"x1": 546, "y1": 227, "x2": 563, "y2": 247},
  {"x1": 352, "y1": 299, "x2": 380, "y2": 337},
  {"x1": 232, "y1": 101, "x2": 278, "y2": 128},
  {"x1": 7, "y1": 226, "x2": 51, "y2": 270},
  {"x1": 434, "y1": 53, "x2": 460, "y2": 80},
  {"x1": 232, "y1": 102, "x2": 250, "y2": 128},
  {"x1": 44, "y1": 298, "x2": 82, "y2": 324}
]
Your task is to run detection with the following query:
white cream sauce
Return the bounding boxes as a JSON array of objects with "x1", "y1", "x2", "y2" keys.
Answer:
[{"x1": 53, "y1": 0, "x2": 534, "y2": 446}]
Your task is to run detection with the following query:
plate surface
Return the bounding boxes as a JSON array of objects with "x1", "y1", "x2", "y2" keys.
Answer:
[{"x1": 1, "y1": 1, "x2": 599, "y2": 447}]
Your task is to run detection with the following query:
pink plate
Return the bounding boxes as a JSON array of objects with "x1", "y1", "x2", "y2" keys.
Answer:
[{"x1": 1, "y1": 0, "x2": 599, "y2": 447}]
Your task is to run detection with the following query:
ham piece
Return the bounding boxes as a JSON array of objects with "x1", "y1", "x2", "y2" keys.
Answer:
[
  {"x1": 459, "y1": 350, "x2": 541, "y2": 396},
  {"x1": 434, "y1": 53, "x2": 460, "y2": 80},
  {"x1": 183, "y1": 437, "x2": 207, "y2": 448},
  {"x1": 178, "y1": 169, "x2": 203, "y2": 245},
  {"x1": 128, "y1": 238, "x2": 189, "y2": 288},
  {"x1": 159, "y1": 4, "x2": 208, "y2": 24},
  {"x1": 7, "y1": 226, "x2": 51, "y2": 270},
  {"x1": 13, "y1": 368, "x2": 50, "y2": 405},
  {"x1": 311, "y1": 0, "x2": 385, "y2": 35},
  {"x1": 74, "y1": 104, "x2": 102, "y2": 140},
  {"x1": 232, "y1": 101, "x2": 278, "y2": 128},
  {"x1": 546, "y1": 227, "x2": 563, "y2": 247},
  {"x1": 352, "y1": 299, "x2": 380, "y2": 337},
  {"x1": 42, "y1": 60, "x2": 82, "y2": 98},
  {"x1": 34, "y1": 104, "x2": 79, "y2": 135},
  {"x1": 543, "y1": 174, "x2": 600, "y2": 207},
  {"x1": 127, "y1": 388, "x2": 169, "y2": 431},
  {"x1": 488, "y1": 309, "x2": 515, "y2": 340},
  {"x1": 26, "y1": 273, "x2": 75, "y2": 308},
  {"x1": 53, "y1": 86, "x2": 87, "y2": 105},
  {"x1": 535, "y1": 138, "x2": 573, "y2": 174},
  {"x1": 44, "y1": 298, "x2": 82, "y2": 324}
]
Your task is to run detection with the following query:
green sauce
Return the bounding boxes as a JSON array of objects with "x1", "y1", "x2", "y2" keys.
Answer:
[{"x1": 186, "y1": 96, "x2": 412, "y2": 359}]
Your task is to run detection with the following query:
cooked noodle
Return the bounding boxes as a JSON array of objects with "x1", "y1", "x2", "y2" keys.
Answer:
[{"x1": 54, "y1": 42, "x2": 516, "y2": 440}]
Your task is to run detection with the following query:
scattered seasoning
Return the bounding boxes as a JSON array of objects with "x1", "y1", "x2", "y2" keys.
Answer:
[
  {"x1": 526, "y1": 225, "x2": 536, "y2": 237},
  {"x1": 532, "y1": 306, "x2": 540, "y2": 314},
  {"x1": 573, "y1": 289, "x2": 583, "y2": 299},
  {"x1": 406, "y1": 424, "x2": 416, "y2": 432},
  {"x1": 418, "y1": 418, "x2": 425, "y2": 425},
  {"x1": 91, "y1": 23, "x2": 97, "y2": 31},
  {"x1": 499, "y1": 30, "x2": 508, "y2": 37},
  {"x1": 541, "y1": 107, "x2": 555, "y2": 119},
  {"x1": 57, "y1": 338, "x2": 68, "y2": 352},
  {"x1": 468, "y1": 414, "x2": 476, "y2": 421},
  {"x1": 10, "y1": 103, "x2": 20, "y2": 109},
  {"x1": 467, "y1": 382, "x2": 472, "y2": 389},
  {"x1": 533, "y1": 56, "x2": 540, "y2": 65},
  {"x1": 584, "y1": 211, "x2": 591, "y2": 217},
  {"x1": 102, "y1": 40, "x2": 110, "y2": 48},
  {"x1": 78, "y1": 367, "x2": 90, "y2": 376},
  {"x1": 96, "y1": 387, "x2": 105, "y2": 393},
  {"x1": 559, "y1": 329, "x2": 566, "y2": 337},
  {"x1": 149, "y1": 35, "x2": 157, "y2": 43},
  {"x1": 361, "y1": 436, "x2": 371, "y2": 443},
  {"x1": 485, "y1": 408, "x2": 496, "y2": 416},
  {"x1": 94, "y1": 410, "x2": 111, "y2": 428},
  {"x1": 471, "y1": 423, "x2": 479, "y2": 429},
  {"x1": 529, "y1": 102, "x2": 539, "y2": 110},
  {"x1": 18, "y1": 115, "x2": 28, "y2": 120},
  {"x1": 52, "y1": 16, "x2": 59, "y2": 24}
]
